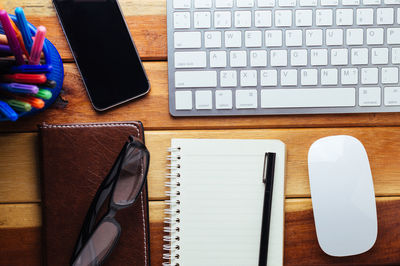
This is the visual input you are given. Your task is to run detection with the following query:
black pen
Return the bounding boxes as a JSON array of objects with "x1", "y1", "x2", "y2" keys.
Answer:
[{"x1": 258, "y1": 152, "x2": 276, "y2": 266}]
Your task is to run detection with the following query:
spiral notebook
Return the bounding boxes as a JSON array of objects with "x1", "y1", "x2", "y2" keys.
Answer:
[{"x1": 164, "y1": 139, "x2": 286, "y2": 266}]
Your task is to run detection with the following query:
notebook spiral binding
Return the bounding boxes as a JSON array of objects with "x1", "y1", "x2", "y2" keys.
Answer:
[{"x1": 163, "y1": 146, "x2": 182, "y2": 266}]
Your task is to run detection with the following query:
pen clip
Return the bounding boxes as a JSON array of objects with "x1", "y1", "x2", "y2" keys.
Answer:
[
  {"x1": 262, "y1": 152, "x2": 276, "y2": 184},
  {"x1": 262, "y1": 153, "x2": 268, "y2": 184}
]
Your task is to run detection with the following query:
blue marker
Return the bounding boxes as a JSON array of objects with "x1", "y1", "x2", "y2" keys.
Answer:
[
  {"x1": 9, "y1": 64, "x2": 52, "y2": 74},
  {"x1": 15, "y1": 7, "x2": 33, "y2": 52},
  {"x1": 0, "y1": 83, "x2": 39, "y2": 94},
  {"x1": 0, "y1": 100, "x2": 18, "y2": 121}
]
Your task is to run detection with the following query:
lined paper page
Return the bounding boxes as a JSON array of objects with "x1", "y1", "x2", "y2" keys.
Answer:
[{"x1": 170, "y1": 139, "x2": 285, "y2": 266}]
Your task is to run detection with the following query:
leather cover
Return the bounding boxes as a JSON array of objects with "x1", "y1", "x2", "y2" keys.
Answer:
[{"x1": 38, "y1": 122, "x2": 150, "y2": 266}]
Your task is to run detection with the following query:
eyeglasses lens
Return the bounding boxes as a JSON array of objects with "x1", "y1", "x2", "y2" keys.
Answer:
[
  {"x1": 112, "y1": 145, "x2": 147, "y2": 206},
  {"x1": 72, "y1": 221, "x2": 119, "y2": 266}
]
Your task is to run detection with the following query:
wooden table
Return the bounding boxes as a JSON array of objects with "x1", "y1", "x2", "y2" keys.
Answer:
[{"x1": 1, "y1": 1, "x2": 400, "y2": 265}]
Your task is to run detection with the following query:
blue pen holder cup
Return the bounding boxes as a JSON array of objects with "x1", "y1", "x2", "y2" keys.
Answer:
[{"x1": 0, "y1": 15, "x2": 64, "y2": 121}]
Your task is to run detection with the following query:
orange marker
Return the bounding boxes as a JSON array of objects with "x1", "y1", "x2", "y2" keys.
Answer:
[{"x1": 14, "y1": 95, "x2": 44, "y2": 109}]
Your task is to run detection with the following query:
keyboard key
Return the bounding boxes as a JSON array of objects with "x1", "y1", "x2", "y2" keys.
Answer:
[
  {"x1": 310, "y1": 49, "x2": 328, "y2": 66},
  {"x1": 341, "y1": 68, "x2": 358, "y2": 85},
  {"x1": 230, "y1": 51, "x2": 247, "y2": 67},
  {"x1": 245, "y1": 31, "x2": 262, "y2": 47},
  {"x1": 175, "y1": 71, "x2": 217, "y2": 87},
  {"x1": 286, "y1": 30, "x2": 303, "y2": 46},
  {"x1": 296, "y1": 10, "x2": 313, "y2": 26},
  {"x1": 258, "y1": 0, "x2": 275, "y2": 6},
  {"x1": 220, "y1": 70, "x2": 237, "y2": 87},
  {"x1": 387, "y1": 28, "x2": 400, "y2": 44},
  {"x1": 270, "y1": 50, "x2": 288, "y2": 66},
  {"x1": 361, "y1": 68, "x2": 379, "y2": 84},
  {"x1": 255, "y1": 10, "x2": 272, "y2": 27},
  {"x1": 205, "y1": 31, "x2": 222, "y2": 48},
  {"x1": 346, "y1": 29, "x2": 364, "y2": 45},
  {"x1": 194, "y1": 12, "x2": 211, "y2": 28},
  {"x1": 300, "y1": 0, "x2": 318, "y2": 6},
  {"x1": 291, "y1": 49, "x2": 308, "y2": 66},
  {"x1": 321, "y1": 69, "x2": 338, "y2": 85},
  {"x1": 174, "y1": 32, "x2": 201, "y2": 48},
  {"x1": 216, "y1": 0, "x2": 234, "y2": 7},
  {"x1": 342, "y1": 0, "x2": 360, "y2": 5},
  {"x1": 331, "y1": 49, "x2": 348, "y2": 65},
  {"x1": 382, "y1": 67, "x2": 399, "y2": 84},
  {"x1": 195, "y1": 90, "x2": 212, "y2": 109},
  {"x1": 301, "y1": 69, "x2": 318, "y2": 85},
  {"x1": 215, "y1": 90, "x2": 233, "y2": 109},
  {"x1": 240, "y1": 70, "x2": 257, "y2": 86},
  {"x1": 367, "y1": 28, "x2": 384, "y2": 45},
  {"x1": 363, "y1": 0, "x2": 381, "y2": 4},
  {"x1": 174, "y1": 52, "x2": 207, "y2": 68},
  {"x1": 236, "y1": 90, "x2": 258, "y2": 109},
  {"x1": 316, "y1": 9, "x2": 333, "y2": 26},
  {"x1": 173, "y1": 0, "x2": 191, "y2": 8},
  {"x1": 250, "y1": 50, "x2": 267, "y2": 66},
  {"x1": 356, "y1": 9, "x2": 373, "y2": 25},
  {"x1": 359, "y1": 87, "x2": 381, "y2": 106},
  {"x1": 194, "y1": 0, "x2": 212, "y2": 8},
  {"x1": 215, "y1": 11, "x2": 232, "y2": 28},
  {"x1": 225, "y1": 31, "x2": 242, "y2": 47},
  {"x1": 326, "y1": 29, "x2": 343, "y2": 45},
  {"x1": 377, "y1": 8, "x2": 394, "y2": 25},
  {"x1": 260, "y1": 70, "x2": 278, "y2": 86},
  {"x1": 174, "y1": 12, "x2": 190, "y2": 29},
  {"x1": 321, "y1": 0, "x2": 339, "y2": 5},
  {"x1": 336, "y1": 9, "x2": 353, "y2": 25},
  {"x1": 175, "y1": 91, "x2": 192, "y2": 110},
  {"x1": 235, "y1": 11, "x2": 252, "y2": 27},
  {"x1": 210, "y1": 51, "x2": 227, "y2": 67},
  {"x1": 392, "y1": 47, "x2": 400, "y2": 64},
  {"x1": 275, "y1": 10, "x2": 292, "y2": 27},
  {"x1": 281, "y1": 69, "x2": 297, "y2": 86},
  {"x1": 351, "y1": 48, "x2": 368, "y2": 65},
  {"x1": 384, "y1": 87, "x2": 400, "y2": 106},
  {"x1": 306, "y1": 29, "x2": 323, "y2": 46},
  {"x1": 265, "y1": 30, "x2": 283, "y2": 47},
  {"x1": 261, "y1": 88, "x2": 355, "y2": 108},
  {"x1": 372, "y1": 48, "x2": 389, "y2": 64},
  {"x1": 384, "y1": 0, "x2": 400, "y2": 4},
  {"x1": 279, "y1": 0, "x2": 296, "y2": 6},
  {"x1": 237, "y1": 0, "x2": 254, "y2": 7}
]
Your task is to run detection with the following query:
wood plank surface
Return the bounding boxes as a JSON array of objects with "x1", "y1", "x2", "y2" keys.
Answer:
[
  {"x1": 1, "y1": 63, "x2": 400, "y2": 132},
  {"x1": 2, "y1": 127, "x2": 400, "y2": 203},
  {"x1": 0, "y1": 0, "x2": 166, "y2": 61},
  {"x1": 2, "y1": 198, "x2": 400, "y2": 266}
]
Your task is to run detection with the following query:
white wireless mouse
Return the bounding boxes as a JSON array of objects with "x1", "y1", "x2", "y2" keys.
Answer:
[{"x1": 308, "y1": 135, "x2": 377, "y2": 257}]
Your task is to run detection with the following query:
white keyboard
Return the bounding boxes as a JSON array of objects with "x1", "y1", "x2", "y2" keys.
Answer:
[{"x1": 167, "y1": 0, "x2": 400, "y2": 116}]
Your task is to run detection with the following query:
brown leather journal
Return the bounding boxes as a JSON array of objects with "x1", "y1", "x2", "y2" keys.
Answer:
[{"x1": 38, "y1": 122, "x2": 150, "y2": 266}]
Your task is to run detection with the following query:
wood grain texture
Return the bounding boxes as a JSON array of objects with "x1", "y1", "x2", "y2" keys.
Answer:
[
  {"x1": 1, "y1": 198, "x2": 400, "y2": 266},
  {"x1": 1, "y1": 63, "x2": 400, "y2": 132},
  {"x1": 2, "y1": 127, "x2": 400, "y2": 203},
  {"x1": 0, "y1": 0, "x2": 166, "y2": 61}
]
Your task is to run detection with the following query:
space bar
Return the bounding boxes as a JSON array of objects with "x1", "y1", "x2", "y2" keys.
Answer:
[{"x1": 261, "y1": 88, "x2": 356, "y2": 108}]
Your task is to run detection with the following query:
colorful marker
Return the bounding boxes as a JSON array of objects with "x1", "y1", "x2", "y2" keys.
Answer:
[
  {"x1": 9, "y1": 64, "x2": 52, "y2": 74},
  {"x1": 0, "y1": 10, "x2": 25, "y2": 65},
  {"x1": 15, "y1": 7, "x2": 33, "y2": 53},
  {"x1": 0, "y1": 34, "x2": 7, "y2": 44},
  {"x1": 29, "y1": 26, "x2": 46, "y2": 65},
  {"x1": 0, "y1": 82, "x2": 38, "y2": 94},
  {"x1": 35, "y1": 88, "x2": 52, "y2": 100},
  {"x1": 5, "y1": 99, "x2": 31, "y2": 112},
  {"x1": 2, "y1": 73, "x2": 47, "y2": 84},
  {"x1": 0, "y1": 43, "x2": 11, "y2": 54},
  {"x1": 0, "y1": 100, "x2": 18, "y2": 121},
  {"x1": 14, "y1": 94, "x2": 44, "y2": 109}
]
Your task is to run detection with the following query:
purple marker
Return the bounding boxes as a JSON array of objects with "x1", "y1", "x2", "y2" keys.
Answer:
[
  {"x1": 0, "y1": 82, "x2": 39, "y2": 94},
  {"x1": 0, "y1": 10, "x2": 25, "y2": 65},
  {"x1": 0, "y1": 44, "x2": 11, "y2": 54},
  {"x1": 29, "y1": 26, "x2": 46, "y2": 65}
]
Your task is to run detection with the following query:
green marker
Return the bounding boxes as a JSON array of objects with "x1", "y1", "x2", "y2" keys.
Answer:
[
  {"x1": 6, "y1": 99, "x2": 32, "y2": 112},
  {"x1": 35, "y1": 88, "x2": 52, "y2": 100}
]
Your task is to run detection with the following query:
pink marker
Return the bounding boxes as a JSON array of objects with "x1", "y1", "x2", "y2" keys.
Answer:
[
  {"x1": 0, "y1": 10, "x2": 25, "y2": 65},
  {"x1": 29, "y1": 26, "x2": 46, "y2": 65}
]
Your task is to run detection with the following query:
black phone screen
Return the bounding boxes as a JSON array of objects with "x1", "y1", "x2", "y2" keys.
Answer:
[{"x1": 53, "y1": 0, "x2": 149, "y2": 111}]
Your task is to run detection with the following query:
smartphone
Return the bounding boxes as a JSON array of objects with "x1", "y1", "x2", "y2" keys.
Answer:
[{"x1": 52, "y1": 0, "x2": 150, "y2": 111}]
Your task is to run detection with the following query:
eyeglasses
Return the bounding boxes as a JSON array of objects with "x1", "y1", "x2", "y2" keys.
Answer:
[{"x1": 70, "y1": 136, "x2": 150, "y2": 266}]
